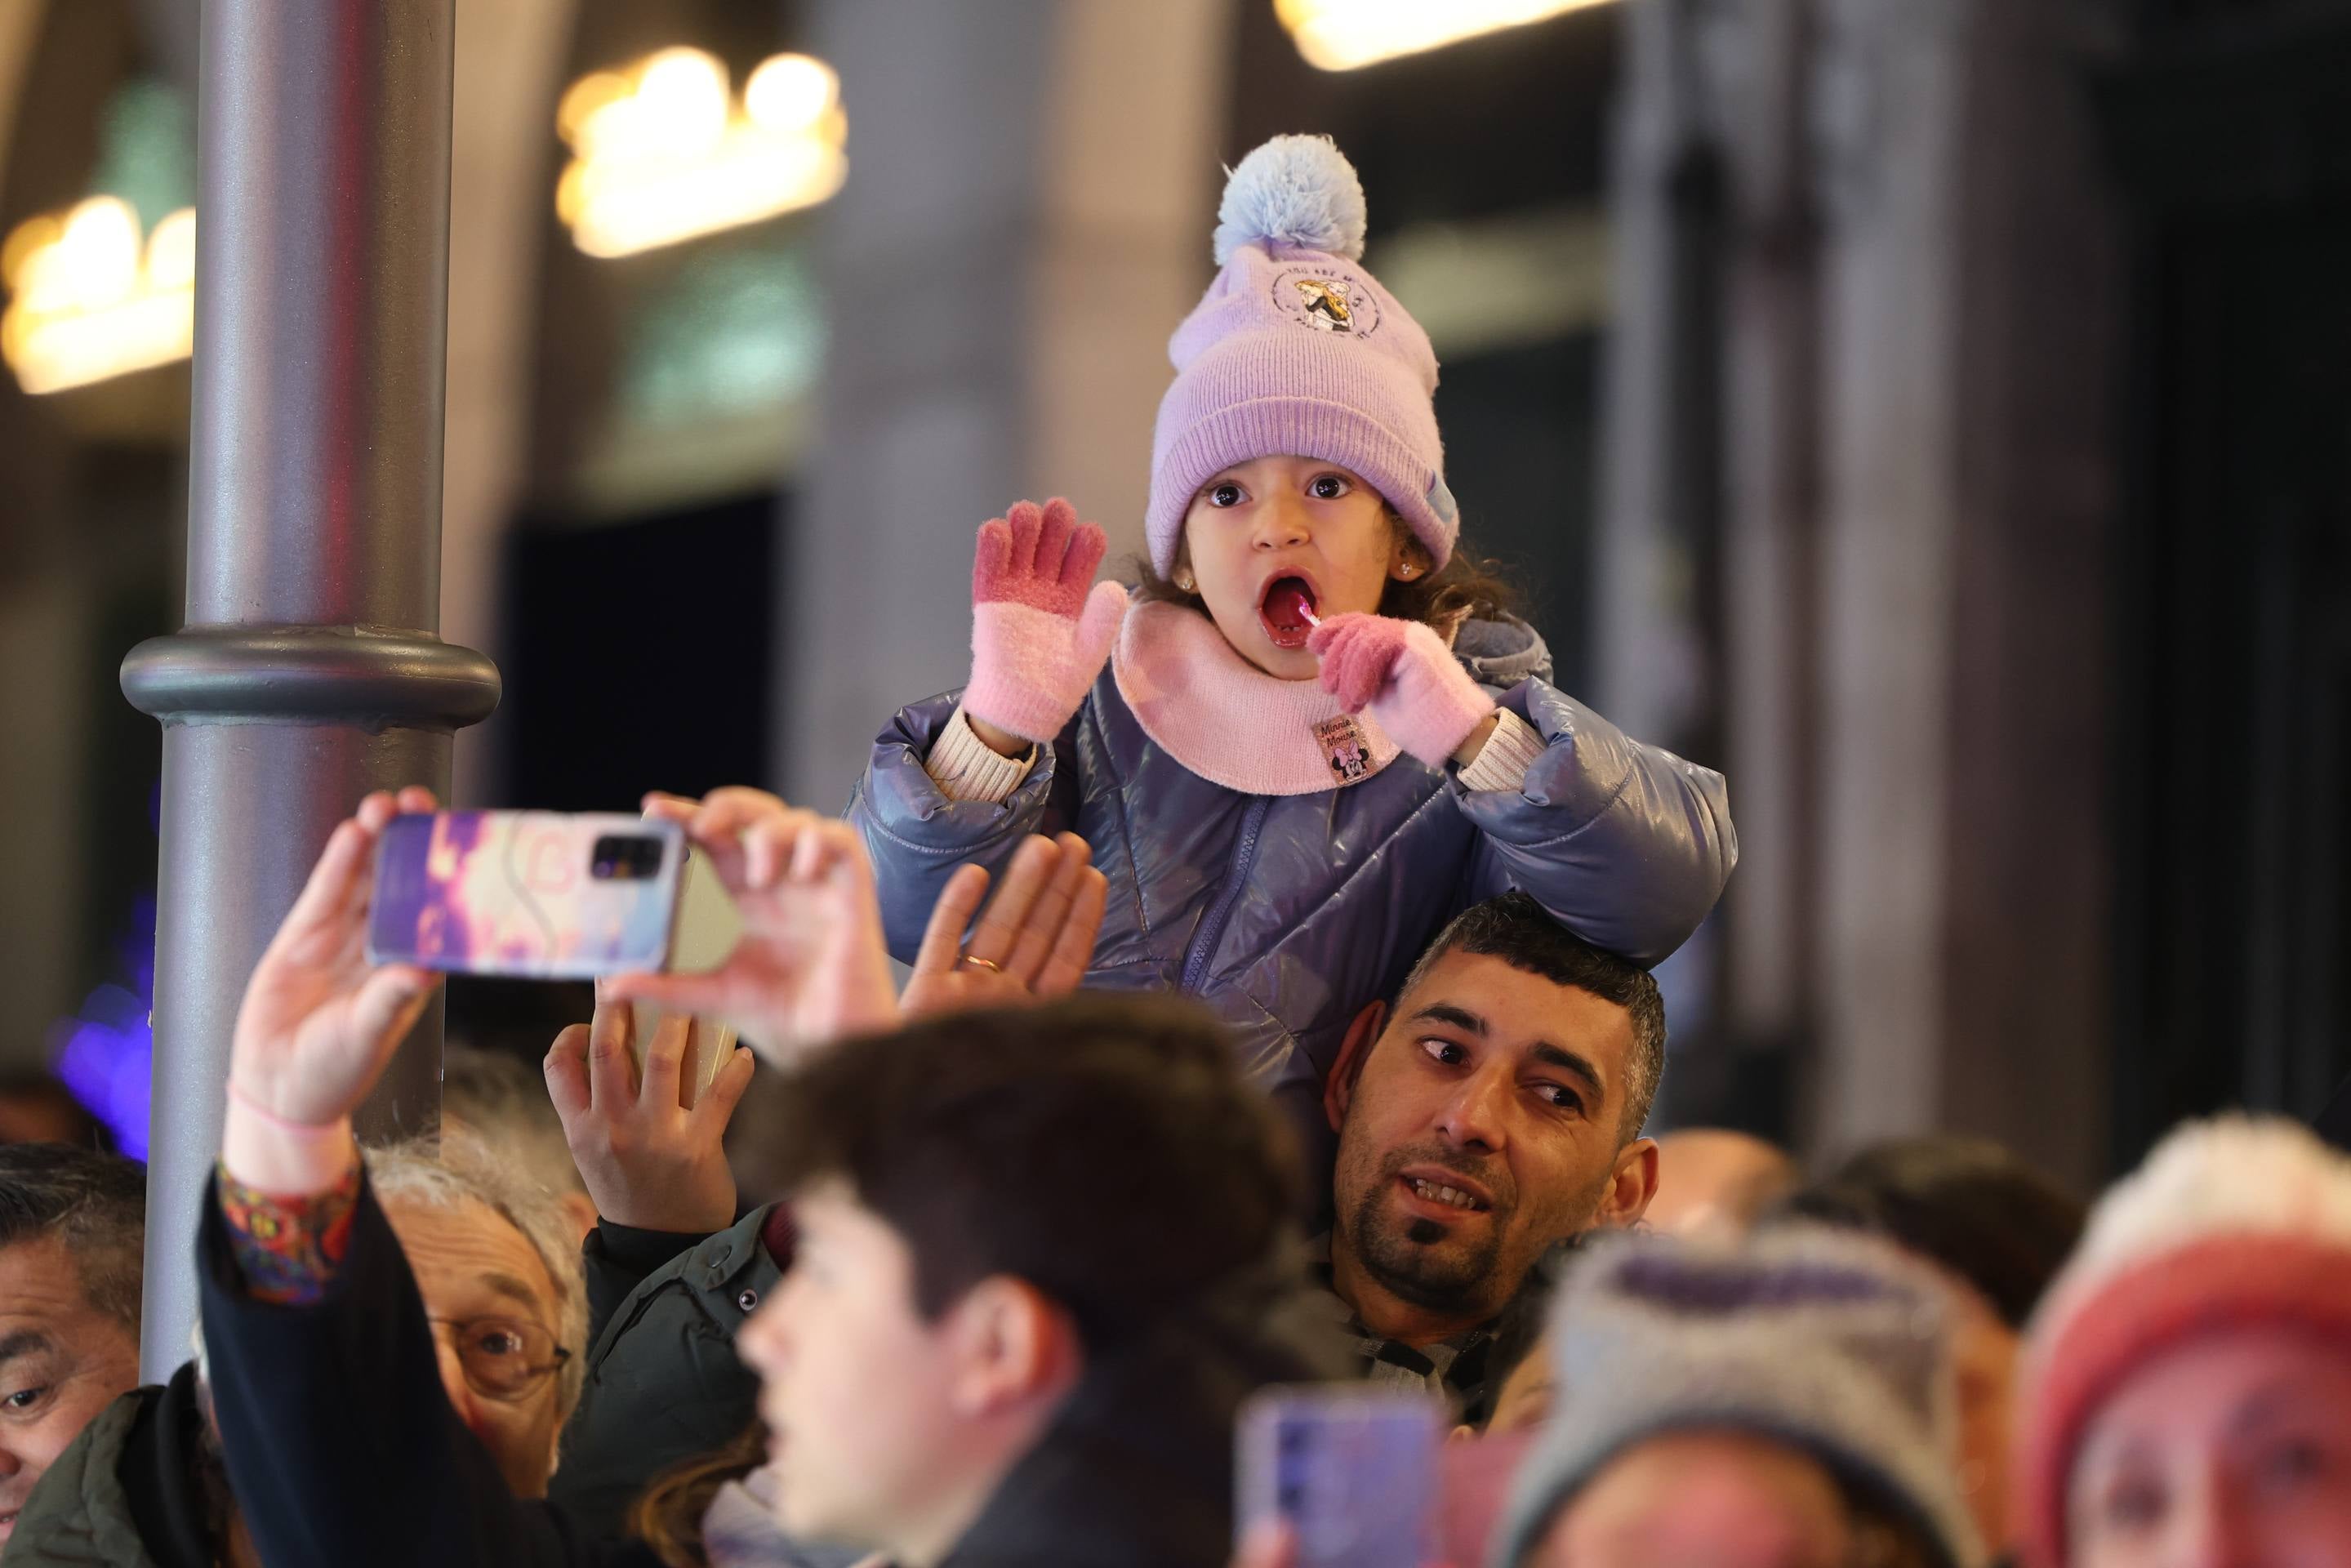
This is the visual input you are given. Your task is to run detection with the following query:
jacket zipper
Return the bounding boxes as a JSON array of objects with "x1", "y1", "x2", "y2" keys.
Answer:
[{"x1": 1179, "y1": 795, "x2": 1271, "y2": 992}]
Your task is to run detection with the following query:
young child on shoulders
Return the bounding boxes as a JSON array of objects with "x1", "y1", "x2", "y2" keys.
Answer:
[{"x1": 848, "y1": 135, "x2": 1735, "y2": 1153}]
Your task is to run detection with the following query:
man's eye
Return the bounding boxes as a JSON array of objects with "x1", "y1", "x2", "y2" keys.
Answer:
[
  {"x1": 3, "y1": 1385, "x2": 50, "y2": 1413},
  {"x1": 472, "y1": 1328, "x2": 527, "y2": 1358},
  {"x1": 1208, "y1": 482, "x2": 1244, "y2": 508},
  {"x1": 1309, "y1": 474, "x2": 1349, "y2": 500},
  {"x1": 1535, "y1": 1084, "x2": 1583, "y2": 1114},
  {"x1": 1418, "y1": 1037, "x2": 1467, "y2": 1066}
]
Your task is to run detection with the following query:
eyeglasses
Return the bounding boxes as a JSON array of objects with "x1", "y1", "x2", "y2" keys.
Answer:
[{"x1": 426, "y1": 1316, "x2": 572, "y2": 1403}]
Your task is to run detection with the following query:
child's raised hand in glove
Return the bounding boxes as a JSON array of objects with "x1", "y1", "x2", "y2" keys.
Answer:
[
  {"x1": 1307, "y1": 612, "x2": 1498, "y2": 768},
  {"x1": 962, "y1": 497, "x2": 1129, "y2": 751}
]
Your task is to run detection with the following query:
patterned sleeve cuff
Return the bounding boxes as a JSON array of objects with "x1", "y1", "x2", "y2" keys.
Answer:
[
  {"x1": 217, "y1": 1158, "x2": 362, "y2": 1306},
  {"x1": 1456, "y1": 707, "x2": 1548, "y2": 794},
  {"x1": 927, "y1": 706, "x2": 1037, "y2": 804}
]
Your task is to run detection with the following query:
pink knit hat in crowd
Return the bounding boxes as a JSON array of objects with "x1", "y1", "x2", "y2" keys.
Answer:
[
  {"x1": 1145, "y1": 135, "x2": 1456, "y2": 577},
  {"x1": 2014, "y1": 1116, "x2": 2351, "y2": 1568}
]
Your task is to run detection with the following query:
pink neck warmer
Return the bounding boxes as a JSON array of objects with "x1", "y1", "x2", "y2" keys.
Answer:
[{"x1": 1112, "y1": 601, "x2": 1399, "y2": 795}]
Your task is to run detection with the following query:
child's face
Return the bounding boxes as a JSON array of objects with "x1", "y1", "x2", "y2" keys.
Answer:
[{"x1": 1178, "y1": 455, "x2": 1420, "y2": 679}]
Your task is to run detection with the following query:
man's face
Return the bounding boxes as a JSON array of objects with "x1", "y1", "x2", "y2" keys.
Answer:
[
  {"x1": 1532, "y1": 1430, "x2": 1864, "y2": 1568},
  {"x1": 740, "y1": 1181, "x2": 971, "y2": 1557},
  {"x1": 0, "y1": 1235, "x2": 140, "y2": 1544},
  {"x1": 2068, "y1": 1326, "x2": 2351, "y2": 1568},
  {"x1": 1329, "y1": 952, "x2": 1654, "y2": 1330},
  {"x1": 381, "y1": 1196, "x2": 568, "y2": 1499}
]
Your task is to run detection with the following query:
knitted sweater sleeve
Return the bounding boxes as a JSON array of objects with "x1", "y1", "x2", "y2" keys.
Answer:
[{"x1": 924, "y1": 706, "x2": 1038, "y2": 804}]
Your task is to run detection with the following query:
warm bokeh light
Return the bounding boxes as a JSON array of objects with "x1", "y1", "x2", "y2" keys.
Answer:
[
  {"x1": 1, "y1": 196, "x2": 196, "y2": 394},
  {"x1": 1274, "y1": 0, "x2": 1616, "y2": 71},
  {"x1": 556, "y1": 47, "x2": 846, "y2": 259}
]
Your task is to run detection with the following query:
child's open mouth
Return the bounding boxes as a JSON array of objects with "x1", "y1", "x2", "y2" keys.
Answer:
[{"x1": 1258, "y1": 574, "x2": 1320, "y2": 648}]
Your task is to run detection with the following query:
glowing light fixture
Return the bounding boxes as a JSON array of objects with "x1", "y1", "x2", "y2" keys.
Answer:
[
  {"x1": 556, "y1": 47, "x2": 846, "y2": 259},
  {"x1": 1274, "y1": 0, "x2": 1615, "y2": 71},
  {"x1": 1, "y1": 197, "x2": 196, "y2": 395}
]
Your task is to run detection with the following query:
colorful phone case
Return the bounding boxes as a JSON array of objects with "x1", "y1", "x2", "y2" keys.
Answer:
[{"x1": 366, "y1": 811, "x2": 686, "y2": 978}]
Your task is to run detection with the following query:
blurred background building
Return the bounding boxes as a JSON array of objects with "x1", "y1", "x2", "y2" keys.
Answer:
[{"x1": 0, "y1": 0, "x2": 2340, "y2": 1192}]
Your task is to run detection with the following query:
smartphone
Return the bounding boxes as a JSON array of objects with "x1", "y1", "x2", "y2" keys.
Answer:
[
  {"x1": 367, "y1": 811, "x2": 689, "y2": 978},
  {"x1": 629, "y1": 844, "x2": 745, "y2": 1107},
  {"x1": 1236, "y1": 1385, "x2": 1441, "y2": 1568}
]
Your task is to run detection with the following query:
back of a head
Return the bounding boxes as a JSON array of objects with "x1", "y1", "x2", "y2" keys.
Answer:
[
  {"x1": 0, "y1": 1071, "x2": 110, "y2": 1152},
  {"x1": 1784, "y1": 1136, "x2": 2085, "y2": 1330},
  {"x1": 0, "y1": 1142, "x2": 146, "y2": 1332},
  {"x1": 1401, "y1": 892, "x2": 1668, "y2": 1141},
  {"x1": 1648, "y1": 1129, "x2": 1797, "y2": 1237},
  {"x1": 768, "y1": 994, "x2": 1299, "y2": 1347}
]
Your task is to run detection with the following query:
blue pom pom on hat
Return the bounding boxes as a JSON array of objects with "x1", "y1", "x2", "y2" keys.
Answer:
[
  {"x1": 1147, "y1": 135, "x2": 1455, "y2": 577},
  {"x1": 1211, "y1": 134, "x2": 1370, "y2": 266}
]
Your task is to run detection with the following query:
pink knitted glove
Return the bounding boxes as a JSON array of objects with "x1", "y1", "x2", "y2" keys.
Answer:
[
  {"x1": 964, "y1": 497, "x2": 1129, "y2": 744},
  {"x1": 1308, "y1": 613, "x2": 1495, "y2": 768}
]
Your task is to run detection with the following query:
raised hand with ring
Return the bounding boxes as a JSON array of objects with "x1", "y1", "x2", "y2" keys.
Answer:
[{"x1": 901, "y1": 832, "x2": 1106, "y2": 1021}]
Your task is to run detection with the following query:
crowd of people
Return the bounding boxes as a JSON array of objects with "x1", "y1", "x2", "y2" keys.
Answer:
[{"x1": 4, "y1": 132, "x2": 2349, "y2": 1567}]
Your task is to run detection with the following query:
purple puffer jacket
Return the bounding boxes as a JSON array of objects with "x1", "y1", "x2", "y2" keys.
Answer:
[{"x1": 846, "y1": 616, "x2": 1735, "y2": 1150}]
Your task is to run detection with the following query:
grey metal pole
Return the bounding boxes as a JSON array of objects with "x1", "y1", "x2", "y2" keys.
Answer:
[{"x1": 120, "y1": 0, "x2": 497, "y2": 1381}]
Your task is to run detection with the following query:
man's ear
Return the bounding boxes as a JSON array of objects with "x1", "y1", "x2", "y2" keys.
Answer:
[
  {"x1": 946, "y1": 1276, "x2": 1084, "y2": 1418},
  {"x1": 1596, "y1": 1137, "x2": 1660, "y2": 1231},
  {"x1": 1324, "y1": 1000, "x2": 1387, "y2": 1134}
]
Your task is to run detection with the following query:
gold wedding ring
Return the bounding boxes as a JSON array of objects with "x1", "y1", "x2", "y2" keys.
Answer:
[{"x1": 960, "y1": 953, "x2": 1004, "y2": 974}]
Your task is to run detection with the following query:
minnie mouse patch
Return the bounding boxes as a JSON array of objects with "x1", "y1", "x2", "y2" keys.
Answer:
[
  {"x1": 1314, "y1": 715, "x2": 1377, "y2": 786},
  {"x1": 1271, "y1": 266, "x2": 1381, "y2": 339}
]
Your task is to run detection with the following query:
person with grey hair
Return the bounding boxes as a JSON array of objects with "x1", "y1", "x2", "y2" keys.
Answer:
[
  {"x1": 441, "y1": 1042, "x2": 602, "y2": 1245},
  {"x1": 0, "y1": 1145, "x2": 144, "y2": 1548},
  {"x1": 4, "y1": 1130, "x2": 588, "y2": 1565},
  {"x1": 363, "y1": 1130, "x2": 590, "y2": 1493}
]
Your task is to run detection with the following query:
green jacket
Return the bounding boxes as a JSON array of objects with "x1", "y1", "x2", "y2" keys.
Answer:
[
  {"x1": 5, "y1": 1364, "x2": 216, "y2": 1568},
  {"x1": 549, "y1": 1208, "x2": 783, "y2": 1546}
]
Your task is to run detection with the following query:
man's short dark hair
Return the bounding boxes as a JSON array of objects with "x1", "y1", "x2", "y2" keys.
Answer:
[
  {"x1": 1400, "y1": 893, "x2": 1667, "y2": 1142},
  {"x1": 768, "y1": 995, "x2": 1298, "y2": 1347},
  {"x1": 1781, "y1": 1136, "x2": 2086, "y2": 1330},
  {"x1": 0, "y1": 1143, "x2": 147, "y2": 1330}
]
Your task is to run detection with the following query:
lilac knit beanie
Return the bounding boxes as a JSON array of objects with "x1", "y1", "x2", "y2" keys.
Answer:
[{"x1": 1146, "y1": 135, "x2": 1455, "y2": 577}]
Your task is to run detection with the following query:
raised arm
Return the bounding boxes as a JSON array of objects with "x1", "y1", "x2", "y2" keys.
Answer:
[
  {"x1": 1454, "y1": 680, "x2": 1737, "y2": 967},
  {"x1": 199, "y1": 787, "x2": 632, "y2": 1568}
]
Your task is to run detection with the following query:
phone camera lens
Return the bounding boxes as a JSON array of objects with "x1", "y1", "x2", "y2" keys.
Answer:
[{"x1": 590, "y1": 835, "x2": 664, "y2": 880}]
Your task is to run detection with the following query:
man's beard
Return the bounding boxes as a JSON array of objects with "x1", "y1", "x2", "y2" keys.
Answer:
[{"x1": 1343, "y1": 1144, "x2": 1515, "y2": 1313}]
